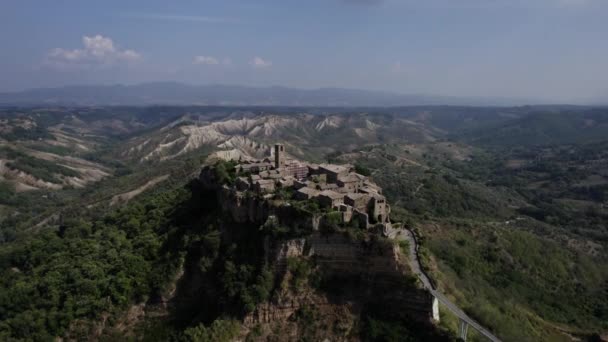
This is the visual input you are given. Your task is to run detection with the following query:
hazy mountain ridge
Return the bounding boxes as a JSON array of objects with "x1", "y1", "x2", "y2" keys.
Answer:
[{"x1": 0, "y1": 83, "x2": 534, "y2": 107}]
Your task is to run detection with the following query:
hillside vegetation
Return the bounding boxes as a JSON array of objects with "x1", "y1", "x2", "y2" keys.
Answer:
[
  {"x1": 335, "y1": 139, "x2": 608, "y2": 340},
  {"x1": 0, "y1": 105, "x2": 607, "y2": 341}
]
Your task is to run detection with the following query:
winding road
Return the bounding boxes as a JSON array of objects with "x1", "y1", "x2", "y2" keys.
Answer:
[{"x1": 389, "y1": 228, "x2": 502, "y2": 342}]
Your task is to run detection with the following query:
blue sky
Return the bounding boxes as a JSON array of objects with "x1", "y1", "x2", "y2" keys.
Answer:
[{"x1": 1, "y1": 0, "x2": 607, "y2": 102}]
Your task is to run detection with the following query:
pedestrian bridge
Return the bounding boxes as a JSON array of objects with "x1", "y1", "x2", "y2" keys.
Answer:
[{"x1": 388, "y1": 228, "x2": 502, "y2": 342}]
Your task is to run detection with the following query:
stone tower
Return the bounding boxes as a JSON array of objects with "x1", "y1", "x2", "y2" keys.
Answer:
[{"x1": 274, "y1": 144, "x2": 285, "y2": 169}]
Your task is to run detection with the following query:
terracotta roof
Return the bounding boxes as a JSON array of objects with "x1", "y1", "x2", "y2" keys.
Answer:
[
  {"x1": 318, "y1": 183, "x2": 339, "y2": 190},
  {"x1": 319, "y1": 163, "x2": 350, "y2": 174},
  {"x1": 319, "y1": 190, "x2": 344, "y2": 200},
  {"x1": 297, "y1": 187, "x2": 319, "y2": 196},
  {"x1": 360, "y1": 186, "x2": 381, "y2": 195},
  {"x1": 338, "y1": 174, "x2": 360, "y2": 183},
  {"x1": 346, "y1": 193, "x2": 367, "y2": 200},
  {"x1": 371, "y1": 193, "x2": 385, "y2": 201}
]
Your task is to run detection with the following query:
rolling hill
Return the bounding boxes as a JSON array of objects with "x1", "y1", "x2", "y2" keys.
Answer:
[{"x1": 457, "y1": 109, "x2": 608, "y2": 147}]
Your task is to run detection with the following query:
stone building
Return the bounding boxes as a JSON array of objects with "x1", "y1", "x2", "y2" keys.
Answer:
[
  {"x1": 281, "y1": 160, "x2": 309, "y2": 180},
  {"x1": 337, "y1": 173, "x2": 366, "y2": 193},
  {"x1": 317, "y1": 190, "x2": 345, "y2": 208},
  {"x1": 295, "y1": 187, "x2": 320, "y2": 200},
  {"x1": 238, "y1": 162, "x2": 272, "y2": 174},
  {"x1": 317, "y1": 183, "x2": 339, "y2": 191},
  {"x1": 253, "y1": 179, "x2": 275, "y2": 193},
  {"x1": 278, "y1": 176, "x2": 295, "y2": 188},
  {"x1": 344, "y1": 193, "x2": 371, "y2": 212},
  {"x1": 318, "y1": 164, "x2": 351, "y2": 183},
  {"x1": 370, "y1": 194, "x2": 389, "y2": 223}
]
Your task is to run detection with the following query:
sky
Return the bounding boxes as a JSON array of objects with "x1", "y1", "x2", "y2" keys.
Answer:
[{"x1": 1, "y1": 0, "x2": 607, "y2": 102}]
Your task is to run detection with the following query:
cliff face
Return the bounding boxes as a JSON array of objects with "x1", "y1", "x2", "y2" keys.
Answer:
[
  {"x1": 217, "y1": 187, "x2": 270, "y2": 223},
  {"x1": 240, "y1": 233, "x2": 440, "y2": 340},
  {"x1": 280, "y1": 234, "x2": 432, "y2": 314}
]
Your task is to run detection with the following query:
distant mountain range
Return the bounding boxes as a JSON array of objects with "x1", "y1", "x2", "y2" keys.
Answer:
[{"x1": 0, "y1": 82, "x2": 537, "y2": 107}]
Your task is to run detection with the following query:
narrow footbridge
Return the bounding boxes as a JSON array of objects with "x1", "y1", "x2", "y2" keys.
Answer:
[{"x1": 389, "y1": 228, "x2": 502, "y2": 342}]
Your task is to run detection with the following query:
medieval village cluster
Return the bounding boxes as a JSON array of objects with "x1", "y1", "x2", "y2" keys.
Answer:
[{"x1": 231, "y1": 144, "x2": 391, "y2": 229}]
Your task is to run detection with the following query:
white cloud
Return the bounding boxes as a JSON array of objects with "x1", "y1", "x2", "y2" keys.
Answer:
[
  {"x1": 46, "y1": 35, "x2": 141, "y2": 68},
  {"x1": 249, "y1": 57, "x2": 272, "y2": 69},
  {"x1": 193, "y1": 56, "x2": 233, "y2": 66},
  {"x1": 193, "y1": 56, "x2": 220, "y2": 65}
]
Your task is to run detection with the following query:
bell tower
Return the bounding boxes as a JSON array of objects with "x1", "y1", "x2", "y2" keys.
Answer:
[{"x1": 274, "y1": 144, "x2": 285, "y2": 169}]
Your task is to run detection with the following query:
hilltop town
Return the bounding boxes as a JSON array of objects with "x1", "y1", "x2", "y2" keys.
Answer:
[{"x1": 226, "y1": 144, "x2": 392, "y2": 232}]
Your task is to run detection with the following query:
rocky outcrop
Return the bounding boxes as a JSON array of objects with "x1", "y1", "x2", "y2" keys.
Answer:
[
  {"x1": 274, "y1": 238, "x2": 307, "y2": 261},
  {"x1": 244, "y1": 295, "x2": 333, "y2": 326},
  {"x1": 200, "y1": 168, "x2": 438, "y2": 335}
]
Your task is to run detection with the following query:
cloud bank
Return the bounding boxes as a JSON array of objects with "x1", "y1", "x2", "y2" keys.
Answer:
[{"x1": 46, "y1": 35, "x2": 140, "y2": 68}]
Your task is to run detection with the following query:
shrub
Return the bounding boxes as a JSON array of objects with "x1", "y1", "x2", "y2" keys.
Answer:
[
  {"x1": 212, "y1": 160, "x2": 237, "y2": 185},
  {"x1": 0, "y1": 181, "x2": 15, "y2": 204},
  {"x1": 286, "y1": 257, "x2": 313, "y2": 292},
  {"x1": 355, "y1": 163, "x2": 372, "y2": 177},
  {"x1": 182, "y1": 319, "x2": 241, "y2": 342},
  {"x1": 325, "y1": 211, "x2": 342, "y2": 227}
]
